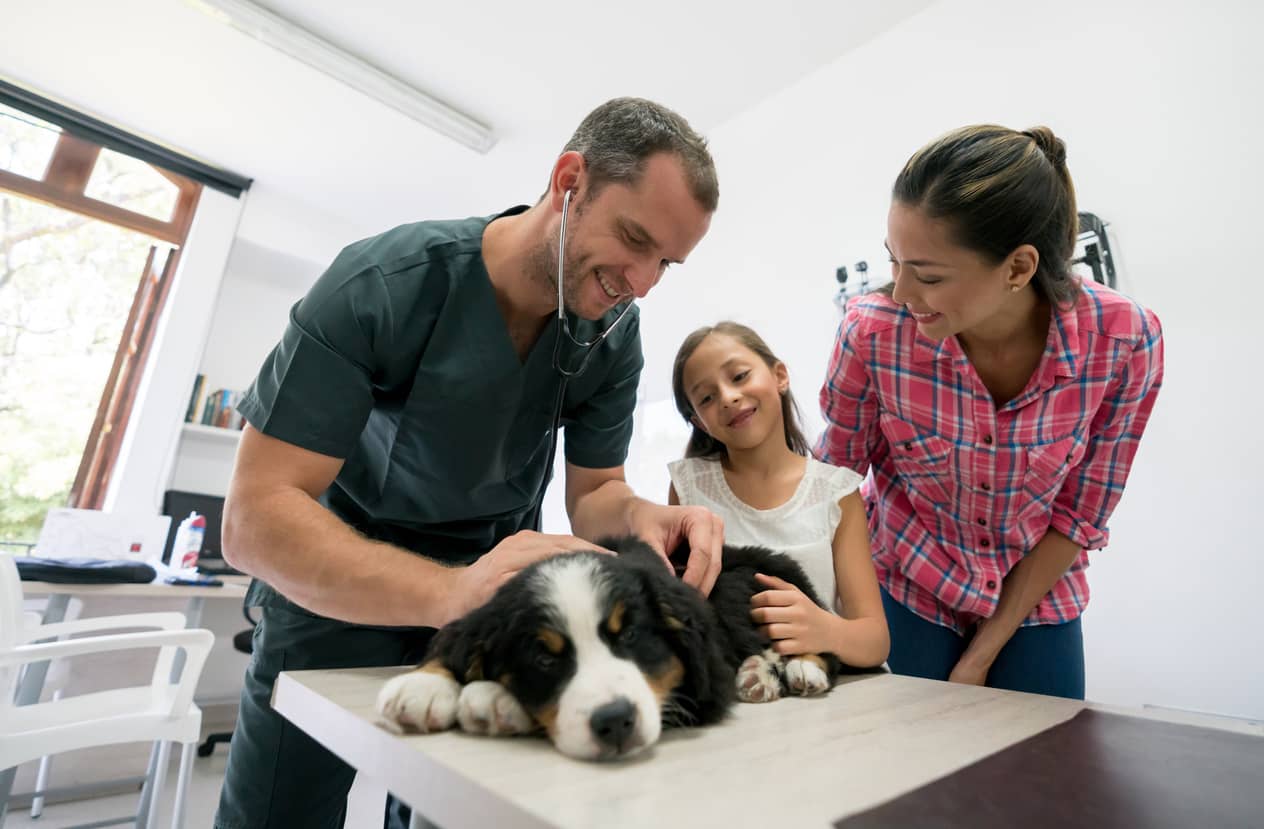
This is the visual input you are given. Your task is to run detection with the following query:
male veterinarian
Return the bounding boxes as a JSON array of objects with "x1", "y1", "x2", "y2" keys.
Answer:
[{"x1": 214, "y1": 98, "x2": 724, "y2": 829}]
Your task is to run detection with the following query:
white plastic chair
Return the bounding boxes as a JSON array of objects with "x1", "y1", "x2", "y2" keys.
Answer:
[
  {"x1": 20, "y1": 595, "x2": 83, "y2": 819},
  {"x1": 0, "y1": 553, "x2": 213, "y2": 828}
]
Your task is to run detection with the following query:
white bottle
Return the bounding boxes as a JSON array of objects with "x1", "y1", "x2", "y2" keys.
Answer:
[{"x1": 173, "y1": 511, "x2": 206, "y2": 571}]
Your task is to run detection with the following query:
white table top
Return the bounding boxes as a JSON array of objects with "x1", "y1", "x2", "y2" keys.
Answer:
[
  {"x1": 22, "y1": 574, "x2": 250, "y2": 600},
  {"x1": 273, "y1": 666, "x2": 1089, "y2": 828}
]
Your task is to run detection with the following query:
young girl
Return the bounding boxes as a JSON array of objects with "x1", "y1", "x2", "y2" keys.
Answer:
[{"x1": 669, "y1": 321, "x2": 889, "y2": 673}]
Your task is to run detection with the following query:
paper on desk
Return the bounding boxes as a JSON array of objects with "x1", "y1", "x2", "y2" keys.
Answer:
[{"x1": 34, "y1": 508, "x2": 172, "y2": 563}]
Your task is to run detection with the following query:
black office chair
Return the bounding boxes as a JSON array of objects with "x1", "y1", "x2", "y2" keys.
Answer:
[{"x1": 197, "y1": 604, "x2": 258, "y2": 757}]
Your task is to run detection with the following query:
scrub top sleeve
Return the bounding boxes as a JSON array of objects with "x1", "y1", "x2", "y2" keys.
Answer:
[
  {"x1": 563, "y1": 319, "x2": 644, "y2": 470},
  {"x1": 237, "y1": 263, "x2": 388, "y2": 459}
]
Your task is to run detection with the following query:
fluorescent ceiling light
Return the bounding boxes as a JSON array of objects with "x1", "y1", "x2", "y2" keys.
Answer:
[{"x1": 187, "y1": 0, "x2": 496, "y2": 153}]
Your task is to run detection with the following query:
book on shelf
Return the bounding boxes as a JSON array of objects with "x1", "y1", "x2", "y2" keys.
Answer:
[
  {"x1": 188, "y1": 381, "x2": 246, "y2": 431},
  {"x1": 184, "y1": 373, "x2": 206, "y2": 423}
]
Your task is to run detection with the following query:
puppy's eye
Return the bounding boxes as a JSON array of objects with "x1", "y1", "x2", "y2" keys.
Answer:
[
  {"x1": 619, "y1": 626, "x2": 638, "y2": 645},
  {"x1": 535, "y1": 652, "x2": 557, "y2": 671}
]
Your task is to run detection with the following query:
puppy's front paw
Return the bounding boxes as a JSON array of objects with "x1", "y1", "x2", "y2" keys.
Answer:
[
  {"x1": 785, "y1": 655, "x2": 830, "y2": 696},
  {"x1": 736, "y1": 651, "x2": 783, "y2": 703},
  {"x1": 457, "y1": 681, "x2": 534, "y2": 736},
  {"x1": 376, "y1": 668, "x2": 460, "y2": 733}
]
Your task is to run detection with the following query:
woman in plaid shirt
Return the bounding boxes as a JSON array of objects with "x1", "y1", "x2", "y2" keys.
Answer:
[{"x1": 817, "y1": 125, "x2": 1163, "y2": 699}]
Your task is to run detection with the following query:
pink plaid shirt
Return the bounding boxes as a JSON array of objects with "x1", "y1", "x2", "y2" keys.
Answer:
[{"x1": 816, "y1": 279, "x2": 1163, "y2": 634}]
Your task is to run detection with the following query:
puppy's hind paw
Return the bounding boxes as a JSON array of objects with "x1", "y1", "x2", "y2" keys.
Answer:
[
  {"x1": 785, "y1": 655, "x2": 830, "y2": 696},
  {"x1": 736, "y1": 652, "x2": 782, "y2": 703},
  {"x1": 457, "y1": 681, "x2": 535, "y2": 736},
  {"x1": 376, "y1": 668, "x2": 460, "y2": 733}
]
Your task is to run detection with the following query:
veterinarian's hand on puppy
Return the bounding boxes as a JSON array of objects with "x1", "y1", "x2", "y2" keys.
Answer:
[
  {"x1": 750, "y1": 573, "x2": 840, "y2": 656},
  {"x1": 626, "y1": 502, "x2": 724, "y2": 596},
  {"x1": 440, "y1": 531, "x2": 614, "y2": 626}
]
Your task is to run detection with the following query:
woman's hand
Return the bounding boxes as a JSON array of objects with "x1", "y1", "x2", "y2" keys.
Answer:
[
  {"x1": 750, "y1": 573, "x2": 840, "y2": 656},
  {"x1": 947, "y1": 653, "x2": 990, "y2": 686}
]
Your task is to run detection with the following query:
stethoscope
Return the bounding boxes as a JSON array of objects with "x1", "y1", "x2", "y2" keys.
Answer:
[
  {"x1": 528, "y1": 188, "x2": 636, "y2": 529},
  {"x1": 550, "y1": 188, "x2": 636, "y2": 379}
]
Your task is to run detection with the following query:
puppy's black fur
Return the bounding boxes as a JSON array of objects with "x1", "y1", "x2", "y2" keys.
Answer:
[
  {"x1": 421, "y1": 535, "x2": 842, "y2": 735},
  {"x1": 674, "y1": 539, "x2": 844, "y2": 684}
]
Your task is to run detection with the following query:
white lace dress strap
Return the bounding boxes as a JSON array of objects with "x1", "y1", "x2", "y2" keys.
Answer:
[{"x1": 805, "y1": 459, "x2": 864, "y2": 536}]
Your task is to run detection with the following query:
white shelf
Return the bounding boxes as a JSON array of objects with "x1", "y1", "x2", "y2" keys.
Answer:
[{"x1": 181, "y1": 422, "x2": 243, "y2": 443}]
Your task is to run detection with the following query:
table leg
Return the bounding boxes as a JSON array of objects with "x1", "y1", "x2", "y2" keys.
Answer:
[
  {"x1": 13, "y1": 593, "x2": 71, "y2": 705},
  {"x1": 1, "y1": 592, "x2": 72, "y2": 819}
]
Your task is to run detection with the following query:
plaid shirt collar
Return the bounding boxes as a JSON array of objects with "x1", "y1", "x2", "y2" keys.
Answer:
[{"x1": 910, "y1": 298, "x2": 1081, "y2": 408}]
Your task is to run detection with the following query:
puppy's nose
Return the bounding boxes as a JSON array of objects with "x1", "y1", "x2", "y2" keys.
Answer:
[{"x1": 590, "y1": 697, "x2": 637, "y2": 751}]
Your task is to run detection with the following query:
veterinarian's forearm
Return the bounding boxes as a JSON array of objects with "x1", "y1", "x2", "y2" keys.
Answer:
[
  {"x1": 830, "y1": 616, "x2": 890, "y2": 668},
  {"x1": 960, "y1": 530, "x2": 1082, "y2": 669},
  {"x1": 568, "y1": 479, "x2": 640, "y2": 541},
  {"x1": 224, "y1": 486, "x2": 455, "y2": 627}
]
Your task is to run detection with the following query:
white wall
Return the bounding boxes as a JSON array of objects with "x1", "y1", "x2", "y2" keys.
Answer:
[
  {"x1": 631, "y1": 0, "x2": 1263, "y2": 719},
  {"x1": 167, "y1": 237, "x2": 326, "y2": 497},
  {"x1": 105, "y1": 188, "x2": 243, "y2": 514}
]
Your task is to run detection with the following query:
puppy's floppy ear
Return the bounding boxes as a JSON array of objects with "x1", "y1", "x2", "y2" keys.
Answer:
[
  {"x1": 426, "y1": 608, "x2": 493, "y2": 683},
  {"x1": 638, "y1": 567, "x2": 735, "y2": 725}
]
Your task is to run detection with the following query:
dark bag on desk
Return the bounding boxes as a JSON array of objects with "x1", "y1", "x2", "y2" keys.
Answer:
[{"x1": 15, "y1": 557, "x2": 156, "y2": 584}]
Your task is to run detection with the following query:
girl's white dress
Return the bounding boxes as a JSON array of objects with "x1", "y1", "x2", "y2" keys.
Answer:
[{"x1": 667, "y1": 456, "x2": 863, "y2": 613}]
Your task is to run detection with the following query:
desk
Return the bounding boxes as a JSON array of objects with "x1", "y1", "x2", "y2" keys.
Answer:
[
  {"x1": 274, "y1": 668, "x2": 1066, "y2": 828},
  {"x1": 19, "y1": 576, "x2": 249, "y2": 704},
  {"x1": 274, "y1": 667, "x2": 1264, "y2": 828},
  {"x1": 4, "y1": 576, "x2": 249, "y2": 824}
]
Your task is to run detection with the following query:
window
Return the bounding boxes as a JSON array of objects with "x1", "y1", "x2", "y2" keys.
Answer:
[{"x1": 0, "y1": 103, "x2": 201, "y2": 542}]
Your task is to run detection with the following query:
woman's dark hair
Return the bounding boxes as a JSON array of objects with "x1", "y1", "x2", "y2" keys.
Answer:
[
  {"x1": 671, "y1": 321, "x2": 809, "y2": 459},
  {"x1": 891, "y1": 124, "x2": 1080, "y2": 306}
]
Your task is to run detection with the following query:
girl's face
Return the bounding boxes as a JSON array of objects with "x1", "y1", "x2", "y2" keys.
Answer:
[
  {"x1": 886, "y1": 201, "x2": 1033, "y2": 340},
  {"x1": 681, "y1": 333, "x2": 788, "y2": 452}
]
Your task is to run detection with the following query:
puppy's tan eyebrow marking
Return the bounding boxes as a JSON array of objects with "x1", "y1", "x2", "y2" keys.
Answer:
[
  {"x1": 648, "y1": 654, "x2": 685, "y2": 702},
  {"x1": 607, "y1": 600, "x2": 626, "y2": 634},
  {"x1": 538, "y1": 628, "x2": 565, "y2": 654}
]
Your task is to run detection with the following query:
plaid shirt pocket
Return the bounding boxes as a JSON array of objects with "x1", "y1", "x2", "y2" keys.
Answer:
[{"x1": 880, "y1": 413, "x2": 954, "y2": 507}]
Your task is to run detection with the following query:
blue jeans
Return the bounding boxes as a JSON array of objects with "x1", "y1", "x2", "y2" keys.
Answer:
[{"x1": 881, "y1": 588, "x2": 1085, "y2": 699}]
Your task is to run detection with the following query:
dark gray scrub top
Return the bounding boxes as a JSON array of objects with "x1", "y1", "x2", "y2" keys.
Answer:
[{"x1": 237, "y1": 206, "x2": 643, "y2": 615}]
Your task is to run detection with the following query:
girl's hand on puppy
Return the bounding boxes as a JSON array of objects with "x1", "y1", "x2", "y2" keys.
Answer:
[{"x1": 749, "y1": 573, "x2": 840, "y2": 656}]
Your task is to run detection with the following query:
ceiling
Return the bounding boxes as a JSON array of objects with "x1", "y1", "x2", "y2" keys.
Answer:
[{"x1": 2, "y1": 0, "x2": 934, "y2": 258}]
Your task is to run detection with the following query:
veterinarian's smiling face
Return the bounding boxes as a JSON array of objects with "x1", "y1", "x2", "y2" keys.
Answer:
[
  {"x1": 544, "y1": 152, "x2": 712, "y2": 321},
  {"x1": 682, "y1": 333, "x2": 788, "y2": 452}
]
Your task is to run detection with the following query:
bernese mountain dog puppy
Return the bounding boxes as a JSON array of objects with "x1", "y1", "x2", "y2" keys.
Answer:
[{"x1": 376, "y1": 536, "x2": 842, "y2": 761}]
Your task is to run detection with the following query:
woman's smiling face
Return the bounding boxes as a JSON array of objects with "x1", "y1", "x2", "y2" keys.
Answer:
[{"x1": 886, "y1": 201, "x2": 1021, "y2": 340}]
